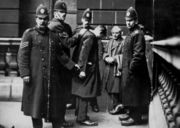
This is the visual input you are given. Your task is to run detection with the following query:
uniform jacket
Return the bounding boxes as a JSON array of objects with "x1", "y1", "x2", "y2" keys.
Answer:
[
  {"x1": 48, "y1": 18, "x2": 73, "y2": 88},
  {"x1": 18, "y1": 26, "x2": 75, "y2": 121},
  {"x1": 71, "y1": 30, "x2": 101, "y2": 98},
  {"x1": 102, "y1": 38, "x2": 123, "y2": 93},
  {"x1": 121, "y1": 24, "x2": 150, "y2": 107}
]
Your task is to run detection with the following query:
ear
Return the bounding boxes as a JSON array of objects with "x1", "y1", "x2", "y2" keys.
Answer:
[
  {"x1": 135, "y1": 19, "x2": 138, "y2": 24},
  {"x1": 53, "y1": 11, "x2": 56, "y2": 17}
]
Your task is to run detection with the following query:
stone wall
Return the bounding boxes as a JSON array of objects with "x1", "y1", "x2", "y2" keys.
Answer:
[
  {"x1": 77, "y1": 0, "x2": 135, "y2": 36},
  {"x1": 0, "y1": 0, "x2": 19, "y2": 37}
]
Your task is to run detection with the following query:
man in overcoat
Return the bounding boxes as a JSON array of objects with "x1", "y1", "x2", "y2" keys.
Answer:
[
  {"x1": 71, "y1": 9, "x2": 106, "y2": 126},
  {"x1": 118, "y1": 7, "x2": 151, "y2": 126},
  {"x1": 102, "y1": 26, "x2": 124, "y2": 114},
  {"x1": 72, "y1": 8, "x2": 100, "y2": 113},
  {"x1": 18, "y1": 4, "x2": 78, "y2": 128},
  {"x1": 47, "y1": 0, "x2": 76, "y2": 127}
]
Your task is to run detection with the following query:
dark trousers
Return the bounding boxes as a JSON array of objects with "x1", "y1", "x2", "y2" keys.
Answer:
[
  {"x1": 32, "y1": 118, "x2": 42, "y2": 128},
  {"x1": 32, "y1": 118, "x2": 63, "y2": 128},
  {"x1": 90, "y1": 97, "x2": 98, "y2": 107},
  {"x1": 75, "y1": 96, "x2": 89, "y2": 121},
  {"x1": 108, "y1": 93, "x2": 121, "y2": 110},
  {"x1": 125, "y1": 106, "x2": 149, "y2": 121}
]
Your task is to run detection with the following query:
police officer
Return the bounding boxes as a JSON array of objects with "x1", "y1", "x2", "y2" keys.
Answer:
[
  {"x1": 18, "y1": 4, "x2": 77, "y2": 128},
  {"x1": 71, "y1": 9, "x2": 106, "y2": 126},
  {"x1": 118, "y1": 7, "x2": 151, "y2": 126},
  {"x1": 48, "y1": 0, "x2": 77, "y2": 127},
  {"x1": 72, "y1": 8, "x2": 100, "y2": 113}
]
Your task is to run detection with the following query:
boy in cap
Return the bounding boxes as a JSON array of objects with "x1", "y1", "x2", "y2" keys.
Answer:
[{"x1": 118, "y1": 7, "x2": 151, "y2": 126}]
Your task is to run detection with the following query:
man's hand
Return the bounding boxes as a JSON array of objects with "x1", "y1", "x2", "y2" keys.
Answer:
[
  {"x1": 79, "y1": 71, "x2": 86, "y2": 79},
  {"x1": 72, "y1": 64, "x2": 80, "y2": 74},
  {"x1": 74, "y1": 64, "x2": 80, "y2": 70},
  {"x1": 23, "y1": 76, "x2": 30, "y2": 83},
  {"x1": 54, "y1": 12, "x2": 62, "y2": 20},
  {"x1": 105, "y1": 57, "x2": 114, "y2": 64}
]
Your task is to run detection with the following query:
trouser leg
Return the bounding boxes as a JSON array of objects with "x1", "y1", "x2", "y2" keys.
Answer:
[
  {"x1": 90, "y1": 97, "x2": 97, "y2": 106},
  {"x1": 111, "y1": 93, "x2": 119, "y2": 107},
  {"x1": 76, "y1": 96, "x2": 88, "y2": 121},
  {"x1": 32, "y1": 118, "x2": 43, "y2": 128},
  {"x1": 108, "y1": 93, "x2": 119, "y2": 110},
  {"x1": 52, "y1": 119, "x2": 63, "y2": 128}
]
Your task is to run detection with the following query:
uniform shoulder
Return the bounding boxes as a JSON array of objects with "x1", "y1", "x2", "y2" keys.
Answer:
[
  {"x1": 22, "y1": 28, "x2": 35, "y2": 37},
  {"x1": 24, "y1": 28, "x2": 35, "y2": 34},
  {"x1": 72, "y1": 25, "x2": 83, "y2": 34},
  {"x1": 132, "y1": 28, "x2": 144, "y2": 37},
  {"x1": 84, "y1": 30, "x2": 95, "y2": 38},
  {"x1": 74, "y1": 25, "x2": 83, "y2": 31},
  {"x1": 64, "y1": 22, "x2": 71, "y2": 28}
]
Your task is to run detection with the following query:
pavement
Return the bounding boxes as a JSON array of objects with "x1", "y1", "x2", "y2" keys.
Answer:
[
  {"x1": 0, "y1": 101, "x2": 148, "y2": 128},
  {"x1": 0, "y1": 77, "x2": 148, "y2": 128}
]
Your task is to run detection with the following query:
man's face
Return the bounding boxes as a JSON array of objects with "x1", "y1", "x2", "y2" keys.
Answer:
[
  {"x1": 125, "y1": 18, "x2": 137, "y2": 29},
  {"x1": 36, "y1": 16, "x2": 49, "y2": 29},
  {"x1": 81, "y1": 18, "x2": 90, "y2": 28},
  {"x1": 112, "y1": 31, "x2": 121, "y2": 40},
  {"x1": 54, "y1": 10, "x2": 67, "y2": 21}
]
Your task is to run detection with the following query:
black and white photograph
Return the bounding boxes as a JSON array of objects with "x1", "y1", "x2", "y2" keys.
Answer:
[{"x1": 0, "y1": 0, "x2": 180, "y2": 128}]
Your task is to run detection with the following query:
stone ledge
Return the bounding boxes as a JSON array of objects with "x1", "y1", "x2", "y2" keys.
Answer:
[{"x1": 0, "y1": 77, "x2": 23, "y2": 101}]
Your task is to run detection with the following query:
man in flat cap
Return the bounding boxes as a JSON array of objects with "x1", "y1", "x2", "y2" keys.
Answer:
[
  {"x1": 18, "y1": 3, "x2": 78, "y2": 128},
  {"x1": 118, "y1": 6, "x2": 151, "y2": 126}
]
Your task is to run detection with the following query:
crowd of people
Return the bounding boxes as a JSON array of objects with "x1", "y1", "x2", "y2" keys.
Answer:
[{"x1": 17, "y1": 0, "x2": 151, "y2": 128}]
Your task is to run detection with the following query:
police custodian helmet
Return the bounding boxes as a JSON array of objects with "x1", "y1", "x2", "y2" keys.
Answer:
[
  {"x1": 125, "y1": 6, "x2": 138, "y2": 20},
  {"x1": 54, "y1": 0, "x2": 67, "y2": 12},
  {"x1": 82, "y1": 8, "x2": 92, "y2": 21},
  {"x1": 36, "y1": 4, "x2": 49, "y2": 18}
]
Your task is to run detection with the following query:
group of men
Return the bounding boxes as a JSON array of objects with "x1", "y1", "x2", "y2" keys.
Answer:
[{"x1": 17, "y1": 0, "x2": 150, "y2": 128}]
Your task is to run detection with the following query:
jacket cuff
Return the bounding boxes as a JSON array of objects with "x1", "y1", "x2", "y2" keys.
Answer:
[{"x1": 19, "y1": 69, "x2": 30, "y2": 78}]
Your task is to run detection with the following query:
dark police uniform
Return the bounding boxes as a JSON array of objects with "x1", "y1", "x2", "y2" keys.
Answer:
[
  {"x1": 18, "y1": 4, "x2": 75, "y2": 128},
  {"x1": 71, "y1": 9, "x2": 101, "y2": 125},
  {"x1": 119, "y1": 7, "x2": 151, "y2": 126}
]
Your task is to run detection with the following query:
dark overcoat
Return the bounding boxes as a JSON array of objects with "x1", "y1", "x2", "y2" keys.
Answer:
[
  {"x1": 48, "y1": 18, "x2": 73, "y2": 103},
  {"x1": 18, "y1": 27, "x2": 75, "y2": 121},
  {"x1": 48, "y1": 18, "x2": 72, "y2": 88},
  {"x1": 71, "y1": 30, "x2": 101, "y2": 98},
  {"x1": 102, "y1": 38, "x2": 123, "y2": 93},
  {"x1": 121, "y1": 25, "x2": 150, "y2": 107}
]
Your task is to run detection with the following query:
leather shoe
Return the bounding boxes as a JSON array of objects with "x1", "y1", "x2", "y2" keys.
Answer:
[
  {"x1": 120, "y1": 117, "x2": 136, "y2": 126},
  {"x1": 91, "y1": 105, "x2": 99, "y2": 112},
  {"x1": 76, "y1": 120, "x2": 98, "y2": 126},
  {"x1": 109, "y1": 104, "x2": 125, "y2": 115},
  {"x1": 120, "y1": 116, "x2": 145, "y2": 126},
  {"x1": 118, "y1": 113, "x2": 130, "y2": 121}
]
